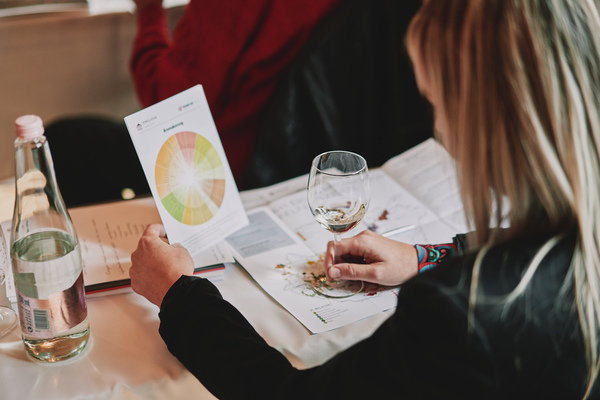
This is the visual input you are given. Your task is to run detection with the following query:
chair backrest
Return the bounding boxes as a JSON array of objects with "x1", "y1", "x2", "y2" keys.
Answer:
[
  {"x1": 44, "y1": 116, "x2": 150, "y2": 207},
  {"x1": 242, "y1": 0, "x2": 433, "y2": 189}
]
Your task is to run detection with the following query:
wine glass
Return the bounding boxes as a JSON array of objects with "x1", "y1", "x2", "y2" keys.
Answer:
[
  {"x1": 0, "y1": 228, "x2": 18, "y2": 338},
  {"x1": 307, "y1": 151, "x2": 370, "y2": 298}
]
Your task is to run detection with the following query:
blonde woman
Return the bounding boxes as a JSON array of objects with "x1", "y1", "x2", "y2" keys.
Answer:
[{"x1": 130, "y1": 0, "x2": 600, "y2": 398}]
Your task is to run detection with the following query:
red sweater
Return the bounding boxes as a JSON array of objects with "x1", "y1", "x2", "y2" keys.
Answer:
[{"x1": 130, "y1": 0, "x2": 344, "y2": 184}]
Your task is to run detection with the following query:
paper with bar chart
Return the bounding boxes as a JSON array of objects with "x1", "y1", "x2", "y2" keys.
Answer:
[{"x1": 125, "y1": 85, "x2": 248, "y2": 256}]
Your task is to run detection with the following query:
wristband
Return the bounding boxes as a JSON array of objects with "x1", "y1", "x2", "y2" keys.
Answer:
[{"x1": 415, "y1": 243, "x2": 457, "y2": 273}]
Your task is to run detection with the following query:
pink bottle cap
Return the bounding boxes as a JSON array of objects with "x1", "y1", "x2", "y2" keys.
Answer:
[{"x1": 15, "y1": 115, "x2": 45, "y2": 139}]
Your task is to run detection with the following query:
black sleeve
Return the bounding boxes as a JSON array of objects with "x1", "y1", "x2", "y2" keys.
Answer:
[
  {"x1": 453, "y1": 232, "x2": 470, "y2": 254},
  {"x1": 158, "y1": 234, "x2": 586, "y2": 399},
  {"x1": 158, "y1": 267, "x2": 498, "y2": 400},
  {"x1": 158, "y1": 276, "x2": 296, "y2": 399}
]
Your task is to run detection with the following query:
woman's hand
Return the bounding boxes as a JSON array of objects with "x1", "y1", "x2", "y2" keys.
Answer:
[
  {"x1": 130, "y1": 224, "x2": 194, "y2": 307},
  {"x1": 324, "y1": 230, "x2": 419, "y2": 286}
]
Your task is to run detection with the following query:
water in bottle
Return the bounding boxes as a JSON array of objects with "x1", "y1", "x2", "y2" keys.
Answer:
[{"x1": 10, "y1": 115, "x2": 90, "y2": 362}]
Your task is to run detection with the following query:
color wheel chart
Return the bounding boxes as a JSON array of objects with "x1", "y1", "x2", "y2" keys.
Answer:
[{"x1": 155, "y1": 131, "x2": 226, "y2": 225}]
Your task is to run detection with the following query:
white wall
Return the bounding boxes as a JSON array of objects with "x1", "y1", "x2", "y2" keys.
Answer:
[{"x1": 0, "y1": 8, "x2": 184, "y2": 180}]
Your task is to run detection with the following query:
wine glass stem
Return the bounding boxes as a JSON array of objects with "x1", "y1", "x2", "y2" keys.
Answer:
[{"x1": 333, "y1": 233, "x2": 342, "y2": 265}]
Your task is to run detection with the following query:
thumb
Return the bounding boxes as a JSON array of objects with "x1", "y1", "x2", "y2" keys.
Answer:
[{"x1": 327, "y1": 261, "x2": 382, "y2": 283}]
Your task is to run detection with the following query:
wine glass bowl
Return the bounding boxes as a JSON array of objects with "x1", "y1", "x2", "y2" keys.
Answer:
[
  {"x1": 307, "y1": 151, "x2": 370, "y2": 298},
  {"x1": 312, "y1": 201, "x2": 367, "y2": 234}
]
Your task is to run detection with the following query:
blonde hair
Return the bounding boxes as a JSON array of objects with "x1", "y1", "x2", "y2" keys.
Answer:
[{"x1": 406, "y1": 0, "x2": 600, "y2": 396}]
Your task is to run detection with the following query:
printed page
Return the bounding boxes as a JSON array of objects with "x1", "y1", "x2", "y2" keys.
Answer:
[
  {"x1": 225, "y1": 207, "x2": 399, "y2": 334},
  {"x1": 239, "y1": 174, "x2": 308, "y2": 210},
  {"x1": 381, "y1": 138, "x2": 469, "y2": 233},
  {"x1": 267, "y1": 169, "x2": 457, "y2": 255},
  {"x1": 70, "y1": 197, "x2": 232, "y2": 294},
  {"x1": 124, "y1": 85, "x2": 248, "y2": 257},
  {"x1": 72, "y1": 197, "x2": 160, "y2": 293}
]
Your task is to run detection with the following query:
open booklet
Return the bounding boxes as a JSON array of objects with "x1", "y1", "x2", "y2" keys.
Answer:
[
  {"x1": 227, "y1": 138, "x2": 468, "y2": 334},
  {"x1": 1, "y1": 198, "x2": 234, "y2": 302}
]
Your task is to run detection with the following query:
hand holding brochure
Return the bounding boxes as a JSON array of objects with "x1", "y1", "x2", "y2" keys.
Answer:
[
  {"x1": 1, "y1": 197, "x2": 234, "y2": 302},
  {"x1": 124, "y1": 85, "x2": 248, "y2": 257}
]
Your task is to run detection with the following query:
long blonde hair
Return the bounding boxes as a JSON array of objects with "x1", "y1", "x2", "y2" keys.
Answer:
[{"x1": 406, "y1": 0, "x2": 600, "y2": 395}]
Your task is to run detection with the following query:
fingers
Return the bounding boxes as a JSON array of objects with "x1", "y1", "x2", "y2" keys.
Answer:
[
  {"x1": 323, "y1": 230, "x2": 419, "y2": 286},
  {"x1": 129, "y1": 224, "x2": 194, "y2": 307},
  {"x1": 135, "y1": 225, "x2": 169, "y2": 255},
  {"x1": 324, "y1": 231, "x2": 375, "y2": 281},
  {"x1": 324, "y1": 240, "x2": 335, "y2": 279},
  {"x1": 324, "y1": 230, "x2": 378, "y2": 268},
  {"x1": 327, "y1": 261, "x2": 387, "y2": 285},
  {"x1": 132, "y1": 224, "x2": 169, "y2": 270},
  {"x1": 144, "y1": 223, "x2": 167, "y2": 239}
]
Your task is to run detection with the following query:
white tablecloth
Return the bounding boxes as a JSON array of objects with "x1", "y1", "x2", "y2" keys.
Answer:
[{"x1": 0, "y1": 261, "x2": 392, "y2": 399}]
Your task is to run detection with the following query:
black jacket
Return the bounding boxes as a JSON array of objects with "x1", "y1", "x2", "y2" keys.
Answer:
[{"x1": 159, "y1": 232, "x2": 593, "y2": 399}]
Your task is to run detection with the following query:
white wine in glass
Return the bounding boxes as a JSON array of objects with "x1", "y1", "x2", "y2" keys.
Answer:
[
  {"x1": 307, "y1": 151, "x2": 370, "y2": 298},
  {"x1": 0, "y1": 228, "x2": 18, "y2": 338}
]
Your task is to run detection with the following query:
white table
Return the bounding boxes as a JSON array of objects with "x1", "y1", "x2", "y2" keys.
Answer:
[
  {"x1": 0, "y1": 162, "x2": 395, "y2": 399},
  {"x1": 0, "y1": 138, "x2": 462, "y2": 399},
  {"x1": 0, "y1": 225, "x2": 392, "y2": 399}
]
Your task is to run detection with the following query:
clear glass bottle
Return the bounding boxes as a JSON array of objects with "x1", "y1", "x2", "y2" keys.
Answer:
[{"x1": 10, "y1": 115, "x2": 90, "y2": 362}]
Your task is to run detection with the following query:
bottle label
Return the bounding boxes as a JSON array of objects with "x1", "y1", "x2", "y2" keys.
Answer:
[{"x1": 16, "y1": 272, "x2": 87, "y2": 339}]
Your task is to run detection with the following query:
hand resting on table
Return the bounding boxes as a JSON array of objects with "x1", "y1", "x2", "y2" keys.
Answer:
[{"x1": 324, "y1": 230, "x2": 419, "y2": 286}]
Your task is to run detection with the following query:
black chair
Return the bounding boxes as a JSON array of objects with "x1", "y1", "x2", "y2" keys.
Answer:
[
  {"x1": 243, "y1": 0, "x2": 432, "y2": 190},
  {"x1": 44, "y1": 116, "x2": 151, "y2": 208}
]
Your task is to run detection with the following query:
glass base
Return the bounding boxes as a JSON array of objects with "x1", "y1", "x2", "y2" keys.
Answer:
[
  {"x1": 285, "y1": 255, "x2": 365, "y2": 299},
  {"x1": 0, "y1": 306, "x2": 18, "y2": 339},
  {"x1": 309, "y1": 278, "x2": 364, "y2": 298}
]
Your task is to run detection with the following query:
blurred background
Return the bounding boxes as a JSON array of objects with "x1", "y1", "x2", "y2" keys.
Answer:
[
  {"x1": 0, "y1": 2, "x2": 187, "y2": 183},
  {"x1": 0, "y1": 0, "x2": 433, "y2": 211}
]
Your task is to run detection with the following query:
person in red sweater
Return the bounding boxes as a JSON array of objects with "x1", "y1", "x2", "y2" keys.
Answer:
[{"x1": 130, "y1": 0, "x2": 345, "y2": 185}]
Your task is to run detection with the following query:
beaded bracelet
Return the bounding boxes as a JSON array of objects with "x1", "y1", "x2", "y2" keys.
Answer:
[{"x1": 415, "y1": 243, "x2": 457, "y2": 273}]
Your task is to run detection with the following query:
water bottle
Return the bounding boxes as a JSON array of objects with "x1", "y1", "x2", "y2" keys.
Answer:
[{"x1": 10, "y1": 115, "x2": 90, "y2": 362}]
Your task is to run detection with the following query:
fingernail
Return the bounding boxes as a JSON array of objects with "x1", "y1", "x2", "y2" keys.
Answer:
[{"x1": 330, "y1": 267, "x2": 341, "y2": 279}]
